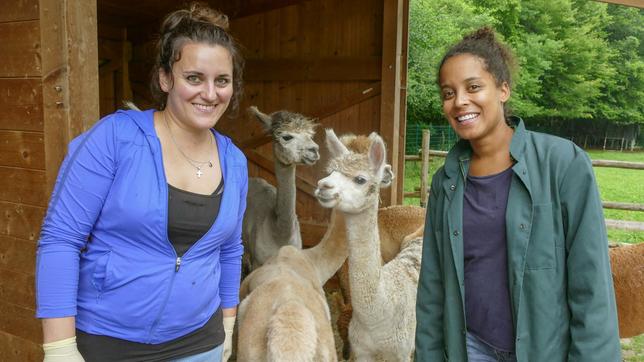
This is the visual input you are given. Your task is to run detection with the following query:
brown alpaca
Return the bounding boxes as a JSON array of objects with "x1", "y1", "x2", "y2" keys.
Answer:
[{"x1": 610, "y1": 242, "x2": 644, "y2": 338}]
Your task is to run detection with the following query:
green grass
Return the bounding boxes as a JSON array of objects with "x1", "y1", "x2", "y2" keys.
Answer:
[{"x1": 403, "y1": 149, "x2": 644, "y2": 359}]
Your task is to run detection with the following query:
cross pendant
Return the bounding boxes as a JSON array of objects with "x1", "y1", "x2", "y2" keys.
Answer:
[{"x1": 196, "y1": 168, "x2": 203, "y2": 178}]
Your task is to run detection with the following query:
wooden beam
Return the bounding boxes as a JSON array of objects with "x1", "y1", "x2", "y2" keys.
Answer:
[
  {"x1": 245, "y1": 57, "x2": 382, "y2": 81},
  {"x1": 592, "y1": 159, "x2": 644, "y2": 169},
  {"x1": 379, "y1": 0, "x2": 406, "y2": 206},
  {"x1": 241, "y1": 83, "x2": 381, "y2": 150},
  {"x1": 595, "y1": 0, "x2": 644, "y2": 8},
  {"x1": 40, "y1": 0, "x2": 99, "y2": 195}
]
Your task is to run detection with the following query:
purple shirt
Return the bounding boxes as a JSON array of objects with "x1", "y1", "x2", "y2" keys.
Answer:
[{"x1": 463, "y1": 167, "x2": 514, "y2": 352}]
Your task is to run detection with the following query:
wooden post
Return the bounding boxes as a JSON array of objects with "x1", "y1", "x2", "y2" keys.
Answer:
[{"x1": 420, "y1": 129, "x2": 429, "y2": 207}]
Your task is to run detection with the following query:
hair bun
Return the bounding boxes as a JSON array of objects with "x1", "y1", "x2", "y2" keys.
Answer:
[{"x1": 189, "y1": 2, "x2": 229, "y2": 30}]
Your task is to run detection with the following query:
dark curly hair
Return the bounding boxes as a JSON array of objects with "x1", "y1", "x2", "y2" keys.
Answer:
[
  {"x1": 438, "y1": 27, "x2": 517, "y2": 118},
  {"x1": 150, "y1": 2, "x2": 244, "y2": 115}
]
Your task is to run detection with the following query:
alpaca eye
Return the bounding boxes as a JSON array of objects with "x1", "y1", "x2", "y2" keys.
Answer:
[
  {"x1": 281, "y1": 135, "x2": 293, "y2": 141},
  {"x1": 354, "y1": 176, "x2": 367, "y2": 185}
]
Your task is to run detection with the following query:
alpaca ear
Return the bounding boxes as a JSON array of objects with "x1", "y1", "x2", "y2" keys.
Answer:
[
  {"x1": 325, "y1": 129, "x2": 350, "y2": 158},
  {"x1": 248, "y1": 106, "x2": 273, "y2": 131},
  {"x1": 380, "y1": 164, "x2": 395, "y2": 188},
  {"x1": 368, "y1": 134, "x2": 386, "y2": 173}
]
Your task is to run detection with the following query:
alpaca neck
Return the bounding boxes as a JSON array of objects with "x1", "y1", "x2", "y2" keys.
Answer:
[
  {"x1": 303, "y1": 210, "x2": 348, "y2": 285},
  {"x1": 344, "y1": 198, "x2": 383, "y2": 312},
  {"x1": 273, "y1": 160, "x2": 298, "y2": 241}
]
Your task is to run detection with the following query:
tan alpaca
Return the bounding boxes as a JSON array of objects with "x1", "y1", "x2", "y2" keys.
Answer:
[
  {"x1": 332, "y1": 135, "x2": 425, "y2": 358},
  {"x1": 610, "y1": 242, "x2": 644, "y2": 338},
  {"x1": 315, "y1": 130, "x2": 422, "y2": 361},
  {"x1": 236, "y1": 208, "x2": 351, "y2": 362},
  {"x1": 242, "y1": 106, "x2": 319, "y2": 271}
]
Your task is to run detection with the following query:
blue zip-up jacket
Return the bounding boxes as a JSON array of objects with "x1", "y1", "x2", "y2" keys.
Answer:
[{"x1": 36, "y1": 109, "x2": 247, "y2": 344}]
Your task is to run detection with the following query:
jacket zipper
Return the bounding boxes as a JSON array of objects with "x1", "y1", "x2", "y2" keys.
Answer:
[{"x1": 147, "y1": 257, "x2": 182, "y2": 342}]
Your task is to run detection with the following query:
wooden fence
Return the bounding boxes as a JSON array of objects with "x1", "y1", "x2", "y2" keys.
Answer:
[{"x1": 406, "y1": 130, "x2": 644, "y2": 232}]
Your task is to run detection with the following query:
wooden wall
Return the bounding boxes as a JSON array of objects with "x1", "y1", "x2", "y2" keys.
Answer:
[
  {"x1": 0, "y1": 0, "x2": 98, "y2": 359},
  {"x1": 0, "y1": 0, "x2": 46, "y2": 358},
  {"x1": 125, "y1": 0, "x2": 408, "y2": 244}
]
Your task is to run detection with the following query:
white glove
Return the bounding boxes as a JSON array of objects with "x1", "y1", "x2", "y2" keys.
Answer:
[
  {"x1": 222, "y1": 316, "x2": 236, "y2": 362},
  {"x1": 43, "y1": 336, "x2": 85, "y2": 362}
]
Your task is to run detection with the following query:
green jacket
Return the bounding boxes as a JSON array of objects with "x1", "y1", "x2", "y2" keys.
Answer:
[{"x1": 415, "y1": 118, "x2": 621, "y2": 362}]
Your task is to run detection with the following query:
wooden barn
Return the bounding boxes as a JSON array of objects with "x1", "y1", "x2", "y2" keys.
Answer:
[{"x1": 1, "y1": 0, "x2": 408, "y2": 358}]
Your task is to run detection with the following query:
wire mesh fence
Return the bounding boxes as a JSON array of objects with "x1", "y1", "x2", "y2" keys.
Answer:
[{"x1": 406, "y1": 123, "x2": 457, "y2": 154}]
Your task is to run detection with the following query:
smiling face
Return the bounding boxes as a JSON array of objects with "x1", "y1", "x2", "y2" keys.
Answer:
[
  {"x1": 160, "y1": 42, "x2": 233, "y2": 131},
  {"x1": 439, "y1": 53, "x2": 510, "y2": 143}
]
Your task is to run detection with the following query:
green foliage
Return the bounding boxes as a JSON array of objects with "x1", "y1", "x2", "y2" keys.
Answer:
[{"x1": 408, "y1": 0, "x2": 644, "y2": 125}]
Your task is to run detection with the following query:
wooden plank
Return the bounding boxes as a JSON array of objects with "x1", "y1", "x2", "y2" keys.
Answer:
[
  {"x1": 0, "y1": 167, "x2": 46, "y2": 206},
  {"x1": 0, "y1": 301, "x2": 40, "y2": 344},
  {"x1": 592, "y1": 159, "x2": 644, "y2": 170},
  {"x1": 0, "y1": 0, "x2": 39, "y2": 22},
  {"x1": 0, "y1": 236, "x2": 37, "y2": 276},
  {"x1": 245, "y1": 57, "x2": 382, "y2": 81},
  {"x1": 596, "y1": 0, "x2": 644, "y2": 8},
  {"x1": 0, "y1": 330, "x2": 42, "y2": 361},
  {"x1": 66, "y1": 0, "x2": 100, "y2": 136},
  {"x1": 0, "y1": 269, "x2": 34, "y2": 310},
  {"x1": 395, "y1": 0, "x2": 410, "y2": 206},
  {"x1": 0, "y1": 21, "x2": 41, "y2": 77},
  {"x1": 379, "y1": 0, "x2": 405, "y2": 205},
  {"x1": 40, "y1": 0, "x2": 100, "y2": 195},
  {"x1": 0, "y1": 79, "x2": 43, "y2": 132},
  {"x1": 0, "y1": 131, "x2": 45, "y2": 170},
  {"x1": 0, "y1": 201, "x2": 45, "y2": 242},
  {"x1": 40, "y1": 0, "x2": 70, "y2": 197},
  {"x1": 603, "y1": 202, "x2": 644, "y2": 212},
  {"x1": 605, "y1": 219, "x2": 644, "y2": 231}
]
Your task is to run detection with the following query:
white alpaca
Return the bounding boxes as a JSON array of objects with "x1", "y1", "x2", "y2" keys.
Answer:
[
  {"x1": 242, "y1": 106, "x2": 319, "y2": 271},
  {"x1": 315, "y1": 130, "x2": 422, "y2": 361}
]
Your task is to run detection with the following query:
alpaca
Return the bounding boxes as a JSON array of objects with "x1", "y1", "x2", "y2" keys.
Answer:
[
  {"x1": 315, "y1": 130, "x2": 422, "y2": 361},
  {"x1": 236, "y1": 208, "x2": 350, "y2": 362},
  {"x1": 610, "y1": 242, "x2": 644, "y2": 338},
  {"x1": 242, "y1": 106, "x2": 319, "y2": 271},
  {"x1": 335, "y1": 206, "x2": 425, "y2": 359}
]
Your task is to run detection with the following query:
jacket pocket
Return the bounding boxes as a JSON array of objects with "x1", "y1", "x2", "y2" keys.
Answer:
[
  {"x1": 526, "y1": 203, "x2": 555, "y2": 270},
  {"x1": 91, "y1": 251, "x2": 112, "y2": 293}
]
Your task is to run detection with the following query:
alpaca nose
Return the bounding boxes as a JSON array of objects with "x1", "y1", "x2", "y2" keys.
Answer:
[
  {"x1": 308, "y1": 145, "x2": 320, "y2": 158},
  {"x1": 317, "y1": 178, "x2": 333, "y2": 190}
]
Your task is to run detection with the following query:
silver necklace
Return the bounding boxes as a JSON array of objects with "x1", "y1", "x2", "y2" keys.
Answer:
[{"x1": 163, "y1": 113, "x2": 213, "y2": 178}]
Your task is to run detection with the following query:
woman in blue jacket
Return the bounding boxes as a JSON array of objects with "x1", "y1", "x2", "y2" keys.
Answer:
[
  {"x1": 415, "y1": 28, "x2": 621, "y2": 361},
  {"x1": 36, "y1": 3, "x2": 247, "y2": 361}
]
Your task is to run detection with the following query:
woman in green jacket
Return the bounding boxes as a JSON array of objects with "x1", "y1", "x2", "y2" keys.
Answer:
[{"x1": 415, "y1": 27, "x2": 621, "y2": 362}]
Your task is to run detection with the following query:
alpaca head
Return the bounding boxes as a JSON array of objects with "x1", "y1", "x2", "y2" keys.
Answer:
[
  {"x1": 315, "y1": 129, "x2": 394, "y2": 214},
  {"x1": 249, "y1": 106, "x2": 320, "y2": 166}
]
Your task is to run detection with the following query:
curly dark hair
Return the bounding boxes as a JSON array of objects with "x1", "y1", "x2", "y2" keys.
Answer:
[
  {"x1": 149, "y1": 2, "x2": 244, "y2": 115},
  {"x1": 438, "y1": 27, "x2": 517, "y2": 118}
]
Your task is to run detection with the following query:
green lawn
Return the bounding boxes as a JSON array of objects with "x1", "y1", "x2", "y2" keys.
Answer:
[{"x1": 403, "y1": 149, "x2": 644, "y2": 359}]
